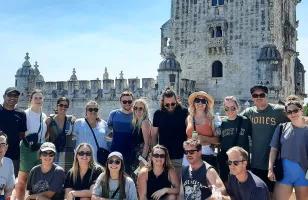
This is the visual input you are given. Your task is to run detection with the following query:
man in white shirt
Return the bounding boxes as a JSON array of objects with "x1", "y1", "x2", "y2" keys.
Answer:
[{"x1": 0, "y1": 132, "x2": 15, "y2": 200}]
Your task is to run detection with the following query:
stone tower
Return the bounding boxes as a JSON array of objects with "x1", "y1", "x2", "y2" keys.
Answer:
[{"x1": 161, "y1": 0, "x2": 305, "y2": 102}]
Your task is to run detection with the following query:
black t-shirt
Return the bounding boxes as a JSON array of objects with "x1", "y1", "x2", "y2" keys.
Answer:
[
  {"x1": 153, "y1": 106, "x2": 188, "y2": 159},
  {"x1": 219, "y1": 115, "x2": 251, "y2": 153},
  {"x1": 0, "y1": 105, "x2": 27, "y2": 160},
  {"x1": 227, "y1": 171, "x2": 269, "y2": 200},
  {"x1": 64, "y1": 166, "x2": 103, "y2": 192}
]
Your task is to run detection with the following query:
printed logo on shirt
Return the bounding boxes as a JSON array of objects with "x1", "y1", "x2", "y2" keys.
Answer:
[
  {"x1": 33, "y1": 180, "x2": 49, "y2": 194},
  {"x1": 183, "y1": 179, "x2": 211, "y2": 200},
  {"x1": 249, "y1": 116, "x2": 276, "y2": 126}
]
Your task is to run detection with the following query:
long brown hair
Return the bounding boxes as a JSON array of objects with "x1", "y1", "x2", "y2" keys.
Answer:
[
  {"x1": 100, "y1": 155, "x2": 127, "y2": 199},
  {"x1": 146, "y1": 144, "x2": 174, "y2": 171}
]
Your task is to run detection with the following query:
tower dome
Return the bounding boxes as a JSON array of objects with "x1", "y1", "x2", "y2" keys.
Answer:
[
  {"x1": 158, "y1": 50, "x2": 181, "y2": 72},
  {"x1": 16, "y1": 52, "x2": 35, "y2": 76}
]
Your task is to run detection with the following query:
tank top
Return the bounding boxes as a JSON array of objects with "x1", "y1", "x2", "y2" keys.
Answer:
[
  {"x1": 186, "y1": 117, "x2": 213, "y2": 138},
  {"x1": 147, "y1": 170, "x2": 172, "y2": 199},
  {"x1": 182, "y1": 162, "x2": 213, "y2": 200}
]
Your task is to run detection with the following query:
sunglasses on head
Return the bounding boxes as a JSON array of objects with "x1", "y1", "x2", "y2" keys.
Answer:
[
  {"x1": 41, "y1": 151, "x2": 55, "y2": 157},
  {"x1": 58, "y1": 104, "x2": 69, "y2": 108},
  {"x1": 286, "y1": 108, "x2": 300, "y2": 115},
  {"x1": 227, "y1": 160, "x2": 245, "y2": 166},
  {"x1": 134, "y1": 106, "x2": 143, "y2": 111},
  {"x1": 122, "y1": 100, "x2": 133, "y2": 105},
  {"x1": 108, "y1": 159, "x2": 121, "y2": 165},
  {"x1": 87, "y1": 108, "x2": 99, "y2": 112},
  {"x1": 184, "y1": 149, "x2": 199, "y2": 155},
  {"x1": 252, "y1": 93, "x2": 266, "y2": 98},
  {"x1": 77, "y1": 151, "x2": 92, "y2": 157},
  {"x1": 164, "y1": 102, "x2": 176, "y2": 108},
  {"x1": 152, "y1": 153, "x2": 165, "y2": 159},
  {"x1": 224, "y1": 106, "x2": 237, "y2": 112},
  {"x1": 194, "y1": 98, "x2": 208, "y2": 104}
]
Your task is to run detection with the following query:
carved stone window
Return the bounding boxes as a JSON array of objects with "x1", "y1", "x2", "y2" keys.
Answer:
[
  {"x1": 212, "y1": 61, "x2": 223, "y2": 77},
  {"x1": 212, "y1": 0, "x2": 224, "y2": 6},
  {"x1": 216, "y1": 26, "x2": 223, "y2": 37}
]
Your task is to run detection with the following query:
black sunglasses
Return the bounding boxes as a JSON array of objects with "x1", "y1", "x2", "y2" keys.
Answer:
[
  {"x1": 6, "y1": 93, "x2": 19, "y2": 98},
  {"x1": 134, "y1": 106, "x2": 144, "y2": 111},
  {"x1": 41, "y1": 151, "x2": 55, "y2": 157},
  {"x1": 184, "y1": 149, "x2": 199, "y2": 155},
  {"x1": 164, "y1": 102, "x2": 176, "y2": 108},
  {"x1": 286, "y1": 108, "x2": 300, "y2": 115},
  {"x1": 227, "y1": 160, "x2": 245, "y2": 166},
  {"x1": 194, "y1": 98, "x2": 208, "y2": 104},
  {"x1": 77, "y1": 151, "x2": 92, "y2": 157},
  {"x1": 152, "y1": 153, "x2": 165, "y2": 159},
  {"x1": 58, "y1": 104, "x2": 69, "y2": 108},
  {"x1": 87, "y1": 108, "x2": 99, "y2": 112},
  {"x1": 224, "y1": 106, "x2": 237, "y2": 112},
  {"x1": 122, "y1": 100, "x2": 133, "y2": 105},
  {"x1": 108, "y1": 159, "x2": 121, "y2": 165},
  {"x1": 252, "y1": 93, "x2": 266, "y2": 98}
]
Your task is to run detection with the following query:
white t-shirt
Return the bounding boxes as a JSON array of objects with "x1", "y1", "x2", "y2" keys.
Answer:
[
  {"x1": 0, "y1": 157, "x2": 15, "y2": 197},
  {"x1": 25, "y1": 108, "x2": 47, "y2": 143}
]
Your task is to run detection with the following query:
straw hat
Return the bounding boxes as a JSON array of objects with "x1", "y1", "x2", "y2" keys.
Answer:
[{"x1": 188, "y1": 91, "x2": 214, "y2": 109}]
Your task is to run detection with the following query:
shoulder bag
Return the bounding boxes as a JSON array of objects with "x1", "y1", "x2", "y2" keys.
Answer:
[{"x1": 24, "y1": 113, "x2": 42, "y2": 151}]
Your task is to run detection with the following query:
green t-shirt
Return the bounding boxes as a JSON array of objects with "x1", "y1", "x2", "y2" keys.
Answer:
[
  {"x1": 241, "y1": 103, "x2": 288, "y2": 170},
  {"x1": 219, "y1": 115, "x2": 251, "y2": 153}
]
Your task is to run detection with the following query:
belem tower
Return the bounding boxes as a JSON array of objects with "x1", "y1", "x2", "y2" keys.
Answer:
[{"x1": 14, "y1": 0, "x2": 305, "y2": 119}]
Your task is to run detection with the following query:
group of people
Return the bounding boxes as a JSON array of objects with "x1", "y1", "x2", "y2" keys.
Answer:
[{"x1": 0, "y1": 84, "x2": 307, "y2": 200}]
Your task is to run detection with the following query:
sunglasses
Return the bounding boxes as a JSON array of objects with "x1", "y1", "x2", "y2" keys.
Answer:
[
  {"x1": 184, "y1": 149, "x2": 199, "y2": 155},
  {"x1": 58, "y1": 104, "x2": 69, "y2": 108},
  {"x1": 34, "y1": 96, "x2": 43, "y2": 100},
  {"x1": 164, "y1": 102, "x2": 176, "y2": 108},
  {"x1": 108, "y1": 159, "x2": 121, "y2": 165},
  {"x1": 224, "y1": 106, "x2": 237, "y2": 112},
  {"x1": 6, "y1": 93, "x2": 19, "y2": 98},
  {"x1": 41, "y1": 151, "x2": 55, "y2": 157},
  {"x1": 77, "y1": 151, "x2": 92, "y2": 157},
  {"x1": 134, "y1": 106, "x2": 144, "y2": 111},
  {"x1": 194, "y1": 98, "x2": 208, "y2": 104},
  {"x1": 227, "y1": 160, "x2": 245, "y2": 166},
  {"x1": 122, "y1": 100, "x2": 133, "y2": 105},
  {"x1": 0, "y1": 143, "x2": 7, "y2": 148},
  {"x1": 251, "y1": 93, "x2": 266, "y2": 98},
  {"x1": 87, "y1": 108, "x2": 99, "y2": 112},
  {"x1": 286, "y1": 108, "x2": 300, "y2": 115},
  {"x1": 152, "y1": 153, "x2": 165, "y2": 159}
]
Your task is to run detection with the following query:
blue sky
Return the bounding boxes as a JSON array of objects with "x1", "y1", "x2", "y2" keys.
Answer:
[{"x1": 0, "y1": 0, "x2": 307, "y2": 96}]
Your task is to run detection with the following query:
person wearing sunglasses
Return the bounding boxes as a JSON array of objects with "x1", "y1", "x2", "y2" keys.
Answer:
[
  {"x1": 25, "y1": 142, "x2": 66, "y2": 200},
  {"x1": 64, "y1": 143, "x2": 103, "y2": 200},
  {"x1": 185, "y1": 91, "x2": 219, "y2": 170},
  {"x1": 130, "y1": 98, "x2": 151, "y2": 179},
  {"x1": 92, "y1": 151, "x2": 137, "y2": 200},
  {"x1": 107, "y1": 90, "x2": 134, "y2": 174},
  {"x1": 16, "y1": 89, "x2": 48, "y2": 200},
  {"x1": 46, "y1": 97, "x2": 76, "y2": 172},
  {"x1": 152, "y1": 88, "x2": 188, "y2": 178},
  {"x1": 226, "y1": 146, "x2": 269, "y2": 200},
  {"x1": 268, "y1": 95, "x2": 308, "y2": 200},
  {"x1": 241, "y1": 84, "x2": 288, "y2": 193},
  {"x1": 137, "y1": 144, "x2": 180, "y2": 200},
  {"x1": 182, "y1": 139, "x2": 229, "y2": 200},
  {"x1": 73, "y1": 101, "x2": 109, "y2": 165},
  {"x1": 0, "y1": 87, "x2": 27, "y2": 177},
  {"x1": 217, "y1": 96, "x2": 251, "y2": 184},
  {"x1": 0, "y1": 132, "x2": 15, "y2": 200}
]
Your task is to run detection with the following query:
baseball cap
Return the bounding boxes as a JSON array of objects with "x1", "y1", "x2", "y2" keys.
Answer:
[
  {"x1": 107, "y1": 151, "x2": 123, "y2": 160},
  {"x1": 4, "y1": 87, "x2": 20, "y2": 96},
  {"x1": 40, "y1": 142, "x2": 56, "y2": 153},
  {"x1": 250, "y1": 85, "x2": 268, "y2": 94}
]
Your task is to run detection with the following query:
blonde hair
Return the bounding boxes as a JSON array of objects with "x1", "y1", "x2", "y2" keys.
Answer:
[
  {"x1": 70, "y1": 143, "x2": 97, "y2": 184},
  {"x1": 188, "y1": 95, "x2": 214, "y2": 120},
  {"x1": 223, "y1": 96, "x2": 240, "y2": 109},
  {"x1": 132, "y1": 98, "x2": 149, "y2": 133}
]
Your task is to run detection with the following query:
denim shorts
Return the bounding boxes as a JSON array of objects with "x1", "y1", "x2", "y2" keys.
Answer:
[{"x1": 279, "y1": 159, "x2": 308, "y2": 187}]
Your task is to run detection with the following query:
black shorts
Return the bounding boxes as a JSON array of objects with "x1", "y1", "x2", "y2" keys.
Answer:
[{"x1": 251, "y1": 168, "x2": 275, "y2": 192}]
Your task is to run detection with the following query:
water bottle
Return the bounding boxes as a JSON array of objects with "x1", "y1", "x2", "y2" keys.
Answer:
[
  {"x1": 214, "y1": 112, "x2": 222, "y2": 128},
  {"x1": 192, "y1": 130, "x2": 198, "y2": 139}
]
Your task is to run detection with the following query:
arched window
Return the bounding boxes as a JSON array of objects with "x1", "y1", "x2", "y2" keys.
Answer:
[
  {"x1": 216, "y1": 26, "x2": 222, "y2": 37},
  {"x1": 212, "y1": 61, "x2": 223, "y2": 77}
]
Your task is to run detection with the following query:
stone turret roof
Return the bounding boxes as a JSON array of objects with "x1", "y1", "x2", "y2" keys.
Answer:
[
  {"x1": 295, "y1": 58, "x2": 305, "y2": 72},
  {"x1": 34, "y1": 61, "x2": 44, "y2": 82},
  {"x1": 258, "y1": 45, "x2": 282, "y2": 61},
  {"x1": 70, "y1": 68, "x2": 78, "y2": 81},
  {"x1": 158, "y1": 46, "x2": 181, "y2": 72},
  {"x1": 16, "y1": 52, "x2": 35, "y2": 76}
]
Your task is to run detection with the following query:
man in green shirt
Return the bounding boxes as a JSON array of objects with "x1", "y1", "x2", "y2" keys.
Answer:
[{"x1": 241, "y1": 85, "x2": 288, "y2": 192}]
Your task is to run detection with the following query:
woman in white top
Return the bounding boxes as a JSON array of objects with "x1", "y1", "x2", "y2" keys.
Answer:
[{"x1": 15, "y1": 89, "x2": 47, "y2": 200}]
